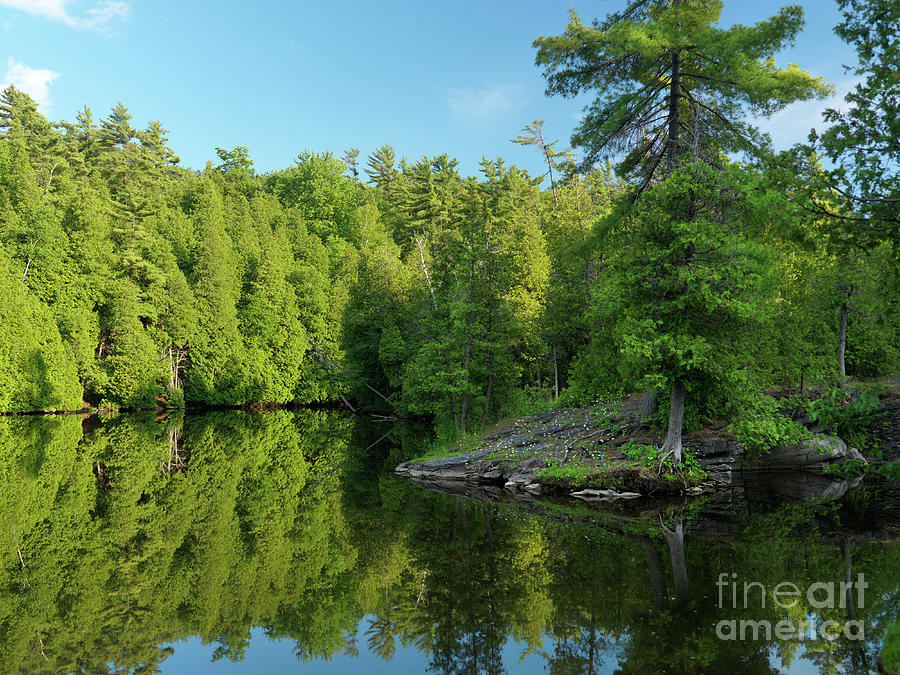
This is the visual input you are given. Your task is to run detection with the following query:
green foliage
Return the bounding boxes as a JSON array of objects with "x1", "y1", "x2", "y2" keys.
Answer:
[
  {"x1": 535, "y1": 460, "x2": 604, "y2": 487},
  {"x1": 620, "y1": 438, "x2": 657, "y2": 463},
  {"x1": 534, "y1": 0, "x2": 830, "y2": 178},
  {"x1": 0, "y1": 6, "x2": 897, "y2": 431},
  {"x1": 728, "y1": 393, "x2": 809, "y2": 456},
  {"x1": 0, "y1": 247, "x2": 81, "y2": 411},
  {"x1": 885, "y1": 623, "x2": 900, "y2": 675},
  {"x1": 0, "y1": 92, "x2": 357, "y2": 411},
  {"x1": 808, "y1": 0, "x2": 900, "y2": 244},
  {"x1": 576, "y1": 162, "x2": 777, "y2": 428},
  {"x1": 808, "y1": 388, "x2": 880, "y2": 435},
  {"x1": 621, "y1": 438, "x2": 707, "y2": 479},
  {"x1": 878, "y1": 460, "x2": 900, "y2": 485},
  {"x1": 503, "y1": 385, "x2": 558, "y2": 418}
]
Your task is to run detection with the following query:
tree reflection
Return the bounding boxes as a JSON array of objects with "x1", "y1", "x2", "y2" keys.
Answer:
[{"x1": 0, "y1": 412, "x2": 897, "y2": 674}]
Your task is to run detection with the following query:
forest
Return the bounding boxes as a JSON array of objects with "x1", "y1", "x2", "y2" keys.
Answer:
[{"x1": 0, "y1": 0, "x2": 897, "y2": 453}]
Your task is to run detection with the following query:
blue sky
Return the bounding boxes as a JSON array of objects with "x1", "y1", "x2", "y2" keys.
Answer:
[{"x1": 1, "y1": 0, "x2": 858, "y2": 178}]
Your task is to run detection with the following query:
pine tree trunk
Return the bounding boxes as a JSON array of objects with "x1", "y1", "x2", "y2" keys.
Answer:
[
  {"x1": 415, "y1": 236, "x2": 438, "y2": 310},
  {"x1": 665, "y1": 0, "x2": 682, "y2": 174},
  {"x1": 451, "y1": 394, "x2": 459, "y2": 434},
  {"x1": 543, "y1": 144, "x2": 558, "y2": 204},
  {"x1": 481, "y1": 308, "x2": 496, "y2": 427},
  {"x1": 660, "y1": 379, "x2": 685, "y2": 463}
]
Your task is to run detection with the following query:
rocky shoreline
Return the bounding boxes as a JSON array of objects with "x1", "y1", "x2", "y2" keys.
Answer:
[{"x1": 394, "y1": 404, "x2": 890, "y2": 504}]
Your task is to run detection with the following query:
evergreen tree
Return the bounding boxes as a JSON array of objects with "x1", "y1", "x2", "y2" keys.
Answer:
[
  {"x1": 365, "y1": 144, "x2": 399, "y2": 190},
  {"x1": 596, "y1": 162, "x2": 773, "y2": 461},
  {"x1": 536, "y1": 0, "x2": 835, "y2": 457},
  {"x1": 0, "y1": 85, "x2": 67, "y2": 195},
  {"x1": 186, "y1": 180, "x2": 247, "y2": 404},
  {"x1": 534, "y1": 1, "x2": 831, "y2": 185},
  {"x1": 95, "y1": 278, "x2": 162, "y2": 406},
  {"x1": 342, "y1": 147, "x2": 360, "y2": 179},
  {"x1": 511, "y1": 118, "x2": 575, "y2": 202},
  {"x1": 140, "y1": 120, "x2": 180, "y2": 178},
  {"x1": 809, "y1": 0, "x2": 899, "y2": 242},
  {"x1": 0, "y1": 246, "x2": 81, "y2": 411},
  {"x1": 0, "y1": 79, "x2": 894, "y2": 423}
]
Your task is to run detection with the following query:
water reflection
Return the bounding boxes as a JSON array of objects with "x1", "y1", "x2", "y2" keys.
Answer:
[{"x1": 0, "y1": 411, "x2": 897, "y2": 674}]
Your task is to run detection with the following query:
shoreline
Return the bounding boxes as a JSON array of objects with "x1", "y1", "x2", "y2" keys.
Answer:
[
  {"x1": 0, "y1": 398, "x2": 353, "y2": 417},
  {"x1": 395, "y1": 401, "x2": 897, "y2": 504}
]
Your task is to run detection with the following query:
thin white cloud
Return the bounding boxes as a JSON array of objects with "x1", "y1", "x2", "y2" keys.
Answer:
[
  {"x1": 82, "y1": 0, "x2": 128, "y2": 27},
  {"x1": 446, "y1": 84, "x2": 526, "y2": 121},
  {"x1": 0, "y1": 0, "x2": 129, "y2": 31},
  {"x1": 1, "y1": 57, "x2": 60, "y2": 108},
  {"x1": 754, "y1": 77, "x2": 863, "y2": 149}
]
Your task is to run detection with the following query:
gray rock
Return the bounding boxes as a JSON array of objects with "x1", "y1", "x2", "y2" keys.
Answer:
[
  {"x1": 708, "y1": 470, "x2": 733, "y2": 486},
  {"x1": 756, "y1": 434, "x2": 864, "y2": 471},
  {"x1": 422, "y1": 447, "x2": 492, "y2": 469}
]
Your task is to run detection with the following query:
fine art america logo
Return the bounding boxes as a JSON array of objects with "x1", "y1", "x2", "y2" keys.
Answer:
[{"x1": 715, "y1": 573, "x2": 867, "y2": 641}]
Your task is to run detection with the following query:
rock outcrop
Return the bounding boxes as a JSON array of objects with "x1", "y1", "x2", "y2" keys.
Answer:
[{"x1": 396, "y1": 405, "x2": 882, "y2": 504}]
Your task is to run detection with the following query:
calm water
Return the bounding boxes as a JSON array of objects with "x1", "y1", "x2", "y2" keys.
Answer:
[{"x1": 1, "y1": 410, "x2": 897, "y2": 674}]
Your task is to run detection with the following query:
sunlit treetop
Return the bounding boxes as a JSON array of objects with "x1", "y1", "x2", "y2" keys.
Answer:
[{"x1": 534, "y1": 0, "x2": 832, "y2": 186}]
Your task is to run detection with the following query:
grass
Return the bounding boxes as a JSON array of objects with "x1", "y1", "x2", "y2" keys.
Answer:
[
  {"x1": 620, "y1": 438, "x2": 709, "y2": 482},
  {"x1": 536, "y1": 460, "x2": 623, "y2": 489}
]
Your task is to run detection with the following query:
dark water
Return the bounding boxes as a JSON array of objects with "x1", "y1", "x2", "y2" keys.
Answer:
[{"x1": 1, "y1": 410, "x2": 898, "y2": 674}]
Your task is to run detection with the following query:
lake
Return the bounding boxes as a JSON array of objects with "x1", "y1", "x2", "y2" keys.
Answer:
[{"x1": 1, "y1": 410, "x2": 897, "y2": 674}]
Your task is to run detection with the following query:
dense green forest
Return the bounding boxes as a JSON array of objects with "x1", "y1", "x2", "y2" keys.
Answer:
[{"x1": 0, "y1": 0, "x2": 897, "y2": 446}]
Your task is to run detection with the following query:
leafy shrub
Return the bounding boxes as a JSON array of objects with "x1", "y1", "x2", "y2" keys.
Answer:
[
  {"x1": 808, "y1": 388, "x2": 880, "y2": 440},
  {"x1": 504, "y1": 385, "x2": 558, "y2": 418},
  {"x1": 621, "y1": 439, "x2": 656, "y2": 461},
  {"x1": 621, "y1": 438, "x2": 708, "y2": 480},
  {"x1": 728, "y1": 394, "x2": 808, "y2": 456},
  {"x1": 536, "y1": 462, "x2": 610, "y2": 487},
  {"x1": 878, "y1": 459, "x2": 900, "y2": 485}
]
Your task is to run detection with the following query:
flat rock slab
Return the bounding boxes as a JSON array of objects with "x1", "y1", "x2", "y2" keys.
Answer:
[{"x1": 419, "y1": 447, "x2": 493, "y2": 469}]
